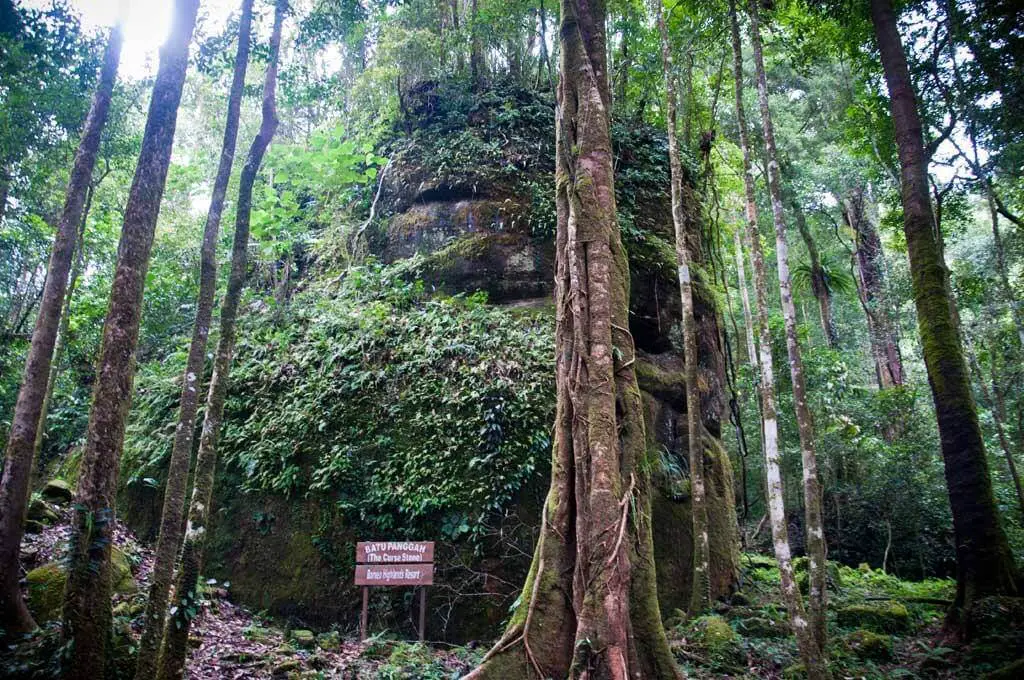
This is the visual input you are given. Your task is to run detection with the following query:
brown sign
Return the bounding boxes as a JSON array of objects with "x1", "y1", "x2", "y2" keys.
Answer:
[
  {"x1": 355, "y1": 563, "x2": 434, "y2": 586},
  {"x1": 356, "y1": 541, "x2": 435, "y2": 564}
]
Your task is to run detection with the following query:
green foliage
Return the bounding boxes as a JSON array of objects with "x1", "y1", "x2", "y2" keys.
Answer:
[{"x1": 124, "y1": 263, "x2": 554, "y2": 542}]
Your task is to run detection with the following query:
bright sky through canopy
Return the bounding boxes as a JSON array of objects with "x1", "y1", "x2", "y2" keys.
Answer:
[{"x1": 27, "y1": 0, "x2": 238, "y2": 79}]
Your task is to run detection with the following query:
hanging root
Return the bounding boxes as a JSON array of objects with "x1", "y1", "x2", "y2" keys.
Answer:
[{"x1": 605, "y1": 473, "x2": 637, "y2": 568}]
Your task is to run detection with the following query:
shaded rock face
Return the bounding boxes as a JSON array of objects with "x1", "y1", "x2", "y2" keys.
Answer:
[{"x1": 366, "y1": 98, "x2": 740, "y2": 617}]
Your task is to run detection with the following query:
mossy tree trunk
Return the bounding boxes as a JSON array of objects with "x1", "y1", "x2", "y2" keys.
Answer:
[
  {"x1": 464, "y1": 1, "x2": 680, "y2": 678},
  {"x1": 728, "y1": 2, "x2": 830, "y2": 677},
  {"x1": 746, "y1": 0, "x2": 830, "y2": 658},
  {"x1": 869, "y1": 0, "x2": 1019, "y2": 628},
  {"x1": 60, "y1": 5, "x2": 198, "y2": 677},
  {"x1": 133, "y1": 3, "x2": 253, "y2": 678},
  {"x1": 843, "y1": 185, "x2": 904, "y2": 392},
  {"x1": 156, "y1": 4, "x2": 284, "y2": 678},
  {"x1": 654, "y1": 0, "x2": 709, "y2": 617},
  {"x1": 0, "y1": 23, "x2": 122, "y2": 639}
]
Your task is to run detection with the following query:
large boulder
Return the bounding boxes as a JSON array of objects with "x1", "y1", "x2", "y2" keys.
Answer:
[{"x1": 25, "y1": 549, "x2": 136, "y2": 623}]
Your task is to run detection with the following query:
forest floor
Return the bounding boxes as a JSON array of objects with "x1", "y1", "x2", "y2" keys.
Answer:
[{"x1": 3, "y1": 510, "x2": 1022, "y2": 679}]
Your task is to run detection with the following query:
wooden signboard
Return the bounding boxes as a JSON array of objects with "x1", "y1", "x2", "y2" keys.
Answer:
[
  {"x1": 357, "y1": 541, "x2": 435, "y2": 564},
  {"x1": 355, "y1": 563, "x2": 434, "y2": 586},
  {"x1": 356, "y1": 540, "x2": 434, "y2": 642}
]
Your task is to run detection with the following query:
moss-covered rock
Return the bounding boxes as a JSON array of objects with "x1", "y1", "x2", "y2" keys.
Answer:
[
  {"x1": 25, "y1": 562, "x2": 65, "y2": 623},
  {"x1": 736, "y1": 615, "x2": 789, "y2": 638},
  {"x1": 40, "y1": 479, "x2": 74, "y2": 504},
  {"x1": 25, "y1": 497, "x2": 59, "y2": 526},
  {"x1": 729, "y1": 591, "x2": 750, "y2": 606},
  {"x1": 316, "y1": 631, "x2": 340, "y2": 651},
  {"x1": 844, "y1": 629, "x2": 894, "y2": 661},
  {"x1": 697, "y1": 615, "x2": 737, "y2": 649},
  {"x1": 837, "y1": 603, "x2": 910, "y2": 633},
  {"x1": 26, "y1": 549, "x2": 136, "y2": 622},
  {"x1": 272, "y1": 659, "x2": 302, "y2": 676},
  {"x1": 290, "y1": 630, "x2": 315, "y2": 648}
]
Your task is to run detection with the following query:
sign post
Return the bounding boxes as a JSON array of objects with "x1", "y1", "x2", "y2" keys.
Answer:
[{"x1": 355, "y1": 541, "x2": 434, "y2": 642}]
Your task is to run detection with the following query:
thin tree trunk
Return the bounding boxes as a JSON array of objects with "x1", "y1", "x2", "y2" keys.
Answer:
[
  {"x1": 734, "y1": 229, "x2": 758, "y2": 366},
  {"x1": 157, "y1": 4, "x2": 283, "y2": 678},
  {"x1": 32, "y1": 183, "x2": 95, "y2": 464},
  {"x1": 654, "y1": 0, "x2": 709, "y2": 616},
  {"x1": 967, "y1": 341, "x2": 1024, "y2": 519},
  {"x1": 470, "y1": 0, "x2": 484, "y2": 90},
  {"x1": 133, "y1": 3, "x2": 253, "y2": 677},
  {"x1": 728, "y1": 2, "x2": 829, "y2": 677},
  {"x1": 537, "y1": 0, "x2": 554, "y2": 90},
  {"x1": 60, "y1": 6, "x2": 197, "y2": 677},
  {"x1": 747, "y1": 0, "x2": 830, "y2": 658},
  {"x1": 0, "y1": 24, "x2": 122, "y2": 639},
  {"x1": 794, "y1": 202, "x2": 838, "y2": 349},
  {"x1": 465, "y1": 1, "x2": 680, "y2": 678},
  {"x1": 869, "y1": 0, "x2": 1019, "y2": 627},
  {"x1": 984, "y1": 183, "x2": 1024, "y2": 349},
  {"x1": 0, "y1": 168, "x2": 9, "y2": 226}
]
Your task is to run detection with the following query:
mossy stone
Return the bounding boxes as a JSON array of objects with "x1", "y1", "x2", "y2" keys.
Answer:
[
  {"x1": 844, "y1": 629, "x2": 894, "y2": 661},
  {"x1": 26, "y1": 550, "x2": 136, "y2": 623},
  {"x1": 729, "y1": 591, "x2": 750, "y2": 606},
  {"x1": 837, "y1": 603, "x2": 910, "y2": 633},
  {"x1": 316, "y1": 631, "x2": 340, "y2": 651},
  {"x1": 697, "y1": 615, "x2": 737, "y2": 650},
  {"x1": 291, "y1": 629, "x2": 316, "y2": 648},
  {"x1": 40, "y1": 479, "x2": 74, "y2": 504},
  {"x1": 25, "y1": 562, "x2": 65, "y2": 623},
  {"x1": 25, "y1": 497, "x2": 59, "y2": 525},
  {"x1": 272, "y1": 659, "x2": 302, "y2": 676},
  {"x1": 736, "y1": 616, "x2": 789, "y2": 638}
]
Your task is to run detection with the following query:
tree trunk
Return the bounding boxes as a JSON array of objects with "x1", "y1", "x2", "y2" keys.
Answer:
[
  {"x1": 470, "y1": 0, "x2": 484, "y2": 90},
  {"x1": 794, "y1": 201, "x2": 838, "y2": 349},
  {"x1": 654, "y1": 0, "x2": 709, "y2": 617},
  {"x1": 0, "y1": 24, "x2": 122, "y2": 639},
  {"x1": 0, "y1": 168, "x2": 9, "y2": 226},
  {"x1": 869, "y1": 0, "x2": 1019, "y2": 627},
  {"x1": 747, "y1": 0, "x2": 830, "y2": 658},
  {"x1": 31, "y1": 179, "x2": 97, "y2": 470},
  {"x1": 133, "y1": 3, "x2": 253, "y2": 678},
  {"x1": 59, "y1": 6, "x2": 197, "y2": 677},
  {"x1": 729, "y1": 2, "x2": 830, "y2": 676},
  {"x1": 464, "y1": 1, "x2": 679, "y2": 678},
  {"x1": 966, "y1": 340, "x2": 1024, "y2": 519},
  {"x1": 734, "y1": 230, "x2": 758, "y2": 366},
  {"x1": 156, "y1": 4, "x2": 283, "y2": 678},
  {"x1": 983, "y1": 182, "x2": 1024, "y2": 349},
  {"x1": 844, "y1": 185, "x2": 904, "y2": 390}
]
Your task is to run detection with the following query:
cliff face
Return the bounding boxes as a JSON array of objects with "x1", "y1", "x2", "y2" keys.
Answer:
[{"x1": 120, "y1": 83, "x2": 738, "y2": 640}]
